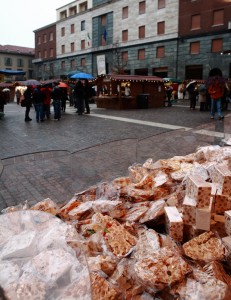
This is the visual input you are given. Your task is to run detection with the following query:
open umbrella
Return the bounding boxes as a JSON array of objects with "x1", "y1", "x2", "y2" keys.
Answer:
[
  {"x1": 186, "y1": 80, "x2": 196, "y2": 89},
  {"x1": 58, "y1": 82, "x2": 68, "y2": 88},
  {"x1": 164, "y1": 78, "x2": 182, "y2": 84},
  {"x1": 21, "y1": 79, "x2": 41, "y2": 86},
  {"x1": 70, "y1": 72, "x2": 94, "y2": 80}
]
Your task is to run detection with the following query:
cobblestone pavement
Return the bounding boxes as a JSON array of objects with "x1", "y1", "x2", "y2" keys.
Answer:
[{"x1": 0, "y1": 100, "x2": 230, "y2": 211}]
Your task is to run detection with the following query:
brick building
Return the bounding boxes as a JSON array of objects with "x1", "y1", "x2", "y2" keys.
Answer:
[{"x1": 32, "y1": 0, "x2": 231, "y2": 81}]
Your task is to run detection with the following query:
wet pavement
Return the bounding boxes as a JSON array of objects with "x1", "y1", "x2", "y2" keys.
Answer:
[{"x1": 0, "y1": 100, "x2": 230, "y2": 211}]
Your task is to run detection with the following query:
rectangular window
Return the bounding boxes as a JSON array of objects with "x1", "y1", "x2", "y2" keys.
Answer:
[
  {"x1": 122, "y1": 51, "x2": 128, "y2": 61},
  {"x1": 139, "y1": 26, "x2": 145, "y2": 39},
  {"x1": 69, "y1": 6, "x2": 77, "y2": 16},
  {"x1": 5, "y1": 57, "x2": 12, "y2": 66},
  {"x1": 190, "y1": 41, "x2": 200, "y2": 54},
  {"x1": 138, "y1": 49, "x2": 145, "y2": 60},
  {"x1": 61, "y1": 45, "x2": 65, "y2": 54},
  {"x1": 49, "y1": 48, "x2": 54, "y2": 57},
  {"x1": 37, "y1": 36, "x2": 41, "y2": 44},
  {"x1": 28, "y1": 59, "x2": 33, "y2": 68},
  {"x1": 50, "y1": 63, "x2": 53, "y2": 72},
  {"x1": 44, "y1": 64, "x2": 47, "y2": 72},
  {"x1": 191, "y1": 14, "x2": 201, "y2": 30},
  {"x1": 122, "y1": 6, "x2": 128, "y2": 19},
  {"x1": 213, "y1": 9, "x2": 224, "y2": 26},
  {"x1": 81, "y1": 20, "x2": 85, "y2": 31},
  {"x1": 156, "y1": 46, "x2": 165, "y2": 58},
  {"x1": 17, "y1": 58, "x2": 23, "y2": 67},
  {"x1": 122, "y1": 30, "x2": 128, "y2": 42},
  {"x1": 43, "y1": 34, "x2": 47, "y2": 43},
  {"x1": 38, "y1": 51, "x2": 41, "y2": 58},
  {"x1": 71, "y1": 24, "x2": 75, "y2": 34},
  {"x1": 49, "y1": 32, "x2": 53, "y2": 41},
  {"x1": 81, "y1": 58, "x2": 86, "y2": 67},
  {"x1": 79, "y1": 1, "x2": 87, "y2": 12},
  {"x1": 81, "y1": 40, "x2": 85, "y2": 50},
  {"x1": 212, "y1": 38, "x2": 223, "y2": 53},
  {"x1": 61, "y1": 61, "x2": 65, "y2": 70},
  {"x1": 71, "y1": 59, "x2": 75, "y2": 69},
  {"x1": 44, "y1": 49, "x2": 47, "y2": 58},
  {"x1": 61, "y1": 27, "x2": 65, "y2": 37},
  {"x1": 60, "y1": 10, "x2": 67, "y2": 19},
  {"x1": 71, "y1": 42, "x2": 75, "y2": 52},
  {"x1": 101, "y1": 15, "x2": 107, "y2": 26},
  {"x1": 139, "y1": 1, "x2": 146, "y2": 14},
  {"x1": 157, "y1": 21, "x2": 165, "y2": 35},
  {"x1": 158, "y1": 0, "x2": 165, "y2": 9}
]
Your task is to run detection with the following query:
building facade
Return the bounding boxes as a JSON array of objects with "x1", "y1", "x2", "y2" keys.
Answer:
[
  {"x1": 0, "y1": 45, "x2": 34, "y2": 81},
  {"x1": 33, "y1": 0, "x2": 231, "y2": 81},
  {"x1": 33, "y1": 23, "x2": 57, "y2": 79}
]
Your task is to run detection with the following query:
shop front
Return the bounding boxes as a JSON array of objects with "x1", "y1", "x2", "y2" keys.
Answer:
[{"x1": 93, "y1": 74, "x2": 165, "y2": 109}]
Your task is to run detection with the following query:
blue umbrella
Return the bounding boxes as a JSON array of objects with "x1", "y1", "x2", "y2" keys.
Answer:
[{"x1": 70, "y1": 72, "x2": 94, "y2": 80}]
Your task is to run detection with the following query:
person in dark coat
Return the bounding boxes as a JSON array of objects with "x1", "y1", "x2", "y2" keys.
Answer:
[
  {"x1": 0, "y1": 90, "x2": 7, "y2": 114},
  {"x1": 50, "y1": 82, "x2": 62, "y2": 120},
  {"x1": 23, "y1": 86, "x2": 33, "y2": 122},
  {"x1": 74, "y1": 80, "x2": 84, "y2": 115},
  {"x1": 187, "y1": 82, "x2": 197, "y2": 110},
  {"x1": 33, "y1": 86, "x2": 45, "y2": 122}
]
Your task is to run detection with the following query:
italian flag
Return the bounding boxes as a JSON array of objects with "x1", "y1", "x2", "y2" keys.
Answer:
[{"x1": 87, "y1": 32, "x2": 91, "y2": 46}]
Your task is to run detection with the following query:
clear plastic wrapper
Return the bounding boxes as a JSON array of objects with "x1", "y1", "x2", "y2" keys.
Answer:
[{"x1": 0, "y1": 210, "x2": 91, "y2": 300}]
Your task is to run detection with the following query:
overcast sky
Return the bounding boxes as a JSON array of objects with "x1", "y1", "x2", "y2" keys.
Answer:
[{"x1": 0, "y1": 0, "x2": 71, "y2": 48}]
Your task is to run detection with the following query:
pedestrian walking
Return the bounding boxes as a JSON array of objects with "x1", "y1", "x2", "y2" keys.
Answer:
[
  {"x1": 186, "y1": 81, "x2": 197, "y2": 110},
  {"x1": 41, "y1": 86, "x2": 52, "y2": 119},
  {"x1": 0, "y1": 89, "x2": 7, "y2": 117},
  {"x1": 198, "y1": 84, "x2": 207, "y2": 111},
  {"x1": 50, "y1": 82, "x2": 62, "y2": 120},
  {"x1": 23, "y1": 86, "x2": 33, "y2": 122},
  {"x1": 33, "y1": 86, "x2": 45, "y2": 122},
  {"x1": 166, "y1": 86, "x2": 173, "y2": 107},
  {"x1": 206, "y1": 68, "x2": 225, "y2": 120},
  {"x1": 74, "y1": 80, "x2": 84, "y2": 115}
]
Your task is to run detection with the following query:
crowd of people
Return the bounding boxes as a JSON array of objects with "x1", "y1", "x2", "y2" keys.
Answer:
[
  {"x1": 1, "y1": 68, "x2": 230, "y2": 122},
  {"x1": 165, "y1": 69, "x2": 231, "y2": 120},
  {"x1": 6, "y1": 80, "x2": 95, "y2": 122}
]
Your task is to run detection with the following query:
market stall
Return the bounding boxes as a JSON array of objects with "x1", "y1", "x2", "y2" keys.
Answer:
[{"x1": 93, "y1": 74, "x2": 165, "y2": 109}]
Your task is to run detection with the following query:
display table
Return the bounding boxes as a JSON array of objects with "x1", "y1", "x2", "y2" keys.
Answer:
[{"x1": 93, "y1": 95, "x2": 136, "y2": 110}]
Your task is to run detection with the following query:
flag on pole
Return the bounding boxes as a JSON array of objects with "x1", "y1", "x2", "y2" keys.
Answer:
[
  {"x1": 103, "y1": 28, "x2": 107, "y2": 41},
  {"x1": 87, "y1": 32, "x2": 91, "y2": 46}
]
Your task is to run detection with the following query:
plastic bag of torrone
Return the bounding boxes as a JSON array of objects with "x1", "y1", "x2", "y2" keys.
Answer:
[{"x1": 0, "y1": 210, "x2": 91, "y2": 300}]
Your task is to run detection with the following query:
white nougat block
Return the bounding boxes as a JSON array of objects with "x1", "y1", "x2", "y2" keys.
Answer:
[
  {"x1": 211, "y1": 164, "x2": 231, "y2": 196},
  {"x1": 182, "y1": 195, "x2": 196, "y2": 225},
  {"x1": 164, "y1": 206, "x2": 183, "y2": 242},
  {"x1": 214, "y1": 194, "x2": 231, "y2": 214},
  {"x1": 185, "y1": 174, "x2": 212, "y2": 208},
  {"x1": 225, "y1": 210, "x2": 231, "y2": 236},
  {"x1": 222, "y1": 236, "x2": 231, "y2": 252},
  {"x1": 196, "y1": 206, "x2": 212, "y2": 231}
]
